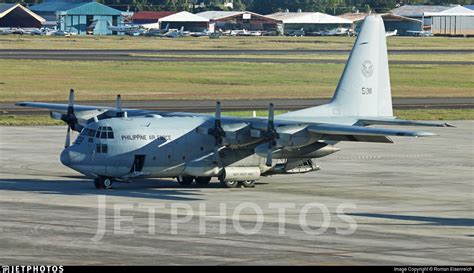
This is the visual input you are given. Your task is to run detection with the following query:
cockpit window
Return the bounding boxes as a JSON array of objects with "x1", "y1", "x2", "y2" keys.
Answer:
[
  {"x1": 94, "y1": 126, "x2": 114, "y2": 139},
  {"x1": 74, "y1": 136, "x2": 84, "y2": 145},
  {"x1": 87, "y1": 129, "x2": 96, "y2": 137}
]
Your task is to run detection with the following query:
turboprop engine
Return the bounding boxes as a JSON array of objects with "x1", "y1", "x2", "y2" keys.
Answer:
[{"x1": 255, "y1": 142, "x2": 340, "y2": 159}]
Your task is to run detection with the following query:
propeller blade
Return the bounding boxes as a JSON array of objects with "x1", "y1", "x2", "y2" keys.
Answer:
[
  {"x1": 213, "y1": 143, "x2": 219, "y2": 164},
  {"x1": 116, "y1": 94, "x2": 122, "y2": 112},
  {"x1": 265, "y1": 141, "x2": 273, "y2": 166},
  {"x1": 67, "y1": 89, "x2": 75, "y2": 115},
  {"x1": 268, "y1": 103, "x2": 274, "y2": 126},
  {"x1": 65, "y1": 126, "x2": 71, "y2": 148},
  {"x1": 215, "y1": 101, "x2": 221, "y2": 123}
]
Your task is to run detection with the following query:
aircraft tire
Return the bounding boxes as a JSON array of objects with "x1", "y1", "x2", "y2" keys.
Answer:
[
  {"x1": 95, "y1": 177, "x2": 113, "y2": 189},
  {"x1": 195, "y1": 177, "x2": 211, "y2": 185},
  {"x1": 240, "y1": 180, "x2": 255, "y2": 188},
  {"x1": 103, "y1": 178, "x2": 113, "y2": 189},
  {"x1": 177, "y1": 176, "x2": 194, "y2": 185},
  {"x1": 220, "y1": 180, "x2": 238, "y2": 188},
  {"x1": 93, "y1": 178, "x2": 102, "y2": 189}
]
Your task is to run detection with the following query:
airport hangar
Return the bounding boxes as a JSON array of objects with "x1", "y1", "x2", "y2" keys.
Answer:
[
  {"x1": 0, "y1": 3, "x2": 45, "y2": 28},
  {"x1": 390, "y1": 4, "x2": 474, "y2": 36},
  {"x1": 267, "y1": 11, "x2": 352, "y2": 35},
  {"x1": 197, "y1": 11, "x2": 281, "y2": 33},
  {"x1": 29, "y1": 0, "x2": 124, "y2": 35},
  {"x1": 158, "y1": 11, "x2": 209, "y2": 32},
  {"x1": 339, "y1": 12, "x2": 422, "y2": 36},
  {"x1": 132, "y1": 11, "x2": 175, "y2": 30}
]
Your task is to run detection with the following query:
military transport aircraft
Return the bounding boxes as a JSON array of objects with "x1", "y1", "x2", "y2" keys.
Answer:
[{"x1": 16, "y1": 15, "x2": 452, "y2": 189}]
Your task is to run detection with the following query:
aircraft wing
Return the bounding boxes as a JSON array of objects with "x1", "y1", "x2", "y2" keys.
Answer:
[
  {"x1": 15, "y1": 102, "x2": 109, "y2": 113},
  {"x1": 358, "y1": 118, "x2": 454, "y2": 127},
  {"x1": 16, "y1": 100, "x2": 438, "y2": 145},
  {"x1": 305, "y1": 123, "x2": 434, "y2": 143}
]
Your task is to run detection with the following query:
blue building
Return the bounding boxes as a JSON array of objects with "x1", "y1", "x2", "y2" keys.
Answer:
[{"x1": 30, "y1": 0, "x2": 123, "y2": 35}]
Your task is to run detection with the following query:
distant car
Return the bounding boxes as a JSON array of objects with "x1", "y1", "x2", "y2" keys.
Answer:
[
  {"x1": 287, "y1": 28, "x2": 305, "y2": 37},
  {"x1": 11, "y1": 28, "x2": 25, "y2": 35}
]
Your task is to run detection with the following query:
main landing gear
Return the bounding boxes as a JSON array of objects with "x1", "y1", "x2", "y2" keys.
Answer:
[
  {"x1": 176, "y1": 176, "x2": 254, "y2": 188},
  {"x1": 177, "y1": 176, "x2": 211, "y2": 186},
  {"x1": 94, "y1": 176, "x2": 113, "y2": 189},
  {"x1": 219, "y1": 179, "x2": 255, "y2": 188}
]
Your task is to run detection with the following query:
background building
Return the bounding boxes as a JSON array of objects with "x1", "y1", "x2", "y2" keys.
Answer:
[
  {"x1": 340, "y1": 12, "x2": 422, "y2": 36},
  {"x1": 158, "y1": 11, "x2": 209, "y2": 32},
  {"x1": 0, "y1": 3, "x2": 45, "y2": 28},
  {"x1": 198, "y1": 11, "x2": 280, "y2": 32},
  {"x1": 132, "y1": 11, "x2": 175, "y2": 29},
  {"x1": 268, "y1": 11, "x2": 352, "y2": 35},
  {"x1": 391, "y1": 5, "x2": 472, "y2": 30},
  {"x1": 428, "y1": 10, "x2": 474, "y2": 36},
  {"x1": 30, "y1": 0, "x2": 123, "y2": 35}
]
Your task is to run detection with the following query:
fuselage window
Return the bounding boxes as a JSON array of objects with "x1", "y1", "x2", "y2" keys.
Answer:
[
  {"x1": 96, "y1": 144, "x2": 108, "y2": 153},
  {"x1": 100, "y1": 131, "x2": 108, "y2": 139}
]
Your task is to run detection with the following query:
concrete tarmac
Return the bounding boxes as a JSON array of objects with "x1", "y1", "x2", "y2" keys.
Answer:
[{"x1": 0, "y1": 122, "x2": 472, "y2": 265}]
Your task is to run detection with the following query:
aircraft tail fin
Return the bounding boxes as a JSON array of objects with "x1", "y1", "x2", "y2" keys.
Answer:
[{"x1": 280, "y1": 15, "x2": 393, "y2": 118}]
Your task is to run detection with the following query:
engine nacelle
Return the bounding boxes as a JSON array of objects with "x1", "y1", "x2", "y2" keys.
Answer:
[{"x1": 255, "y1": 142, "x2": 340, "y2": 159}]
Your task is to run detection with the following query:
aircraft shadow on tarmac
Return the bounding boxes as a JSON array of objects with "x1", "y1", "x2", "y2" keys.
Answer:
[
  {"x1": 0, "y1": 177, "x2": 222, "y2": 201},
  {"x1": 349, "y1": 213, "x2": 474, "y2": 227}
]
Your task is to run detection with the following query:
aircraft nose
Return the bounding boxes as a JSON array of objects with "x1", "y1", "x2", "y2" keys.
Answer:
[
  {"x1": 60, "y1": 147, "x2": 86, "y2": 167},
  {"x1": 60, "y1": 149, "x2": 71, "y2": 166}
]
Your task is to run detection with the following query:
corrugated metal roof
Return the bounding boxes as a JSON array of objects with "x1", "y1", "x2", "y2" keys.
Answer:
[
  {"x1": 62, "y1": 2, "x2": 122, "y2": 15},
  {"x1": 339, "y1": 12, "x2": 422, "y2": 23},
  {"x1": 391, "y1": 5, "x2": 453, "y2": 17},
  {"x1": 268, "y1": 12, "x2": 352, "y2": 24},
  {"x1": 159, "y1": 11, "x2": 209, "y2": 22},
  {"x1": 30, "y1": 1, "x2": 121, "y2": 15},
  {"x1": 339, "y1": 12, "x2": 369, "y2": 22},
  {"x1": 30, "y1": 1, "x2": 85, "y2": 12},
  {"x1": 133, "y1": 11, "x2": 175, "y2": 20},
  {"x1": 197, "y1": 11, "x2": 279, "y2": 22},
  {"x1": 0, "y1": 3, "x2": 16, "y2": 14},
  {"x1": 197, "y1": 11, "x2": 244, "y2": 20},
  {"x1": 0, "y1": 3, "x2": 45, "y2": 22}
]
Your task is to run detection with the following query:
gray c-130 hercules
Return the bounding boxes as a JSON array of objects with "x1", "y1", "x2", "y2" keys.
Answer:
[{"x1": 16, "y1": 15, "x2": 453, "y2": 189}]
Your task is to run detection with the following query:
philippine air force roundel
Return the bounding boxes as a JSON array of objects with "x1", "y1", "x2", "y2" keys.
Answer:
[{"x1": 361, "y1": 60, "x2": 374, "y2": 78}]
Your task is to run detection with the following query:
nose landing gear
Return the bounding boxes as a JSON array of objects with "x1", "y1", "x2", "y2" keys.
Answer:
[{"x1": 94, "y1": 177, "x2": 113, "y2": 189}]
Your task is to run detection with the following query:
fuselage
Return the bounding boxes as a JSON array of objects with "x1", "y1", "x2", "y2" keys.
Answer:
[{"x1": 60, "y1": 114, "x2": 345, "y2": 180}]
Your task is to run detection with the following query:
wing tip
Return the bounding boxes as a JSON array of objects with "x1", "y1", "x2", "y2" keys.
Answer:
[
  {"x1": 416, "y1": 132, "x2": 437, "y2": 137},
  {"x1": 442, "y1": 122, "x2": 456, "y2": 128}
]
